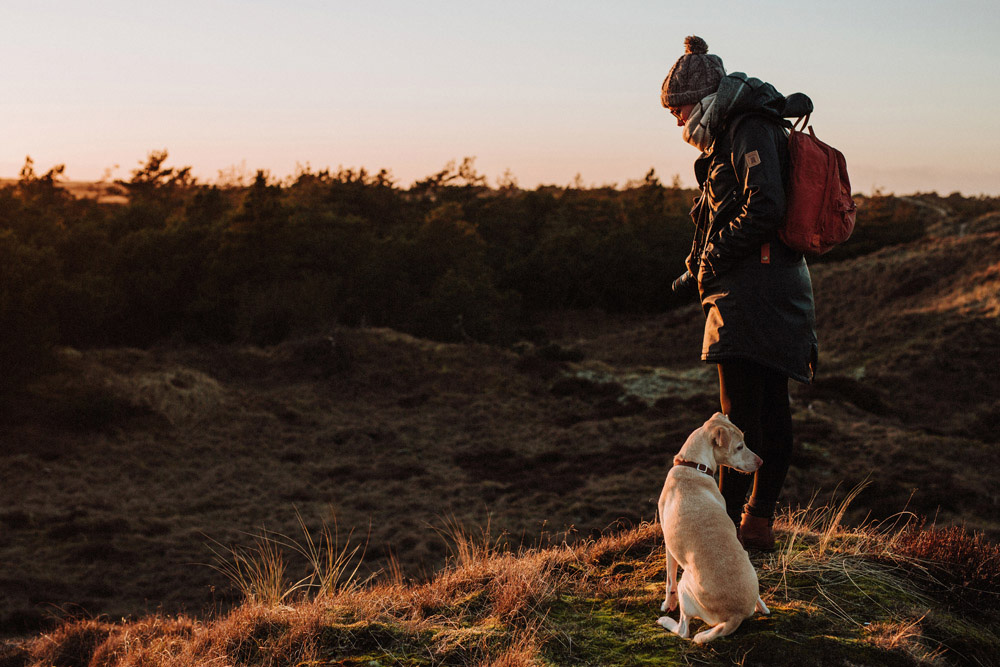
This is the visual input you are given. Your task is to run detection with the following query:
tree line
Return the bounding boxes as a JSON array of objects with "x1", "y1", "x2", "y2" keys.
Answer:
[{"x1": 0, "y1": 151, "x2": 954, "y2": 389}]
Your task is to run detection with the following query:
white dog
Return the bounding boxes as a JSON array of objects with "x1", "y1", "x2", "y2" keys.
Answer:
[{"x1": 656, "y1": 412, "x2": 770, "y2": 643}]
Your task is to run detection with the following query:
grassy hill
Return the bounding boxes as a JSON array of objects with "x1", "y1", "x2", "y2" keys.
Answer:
[{"x1": 4, "y1": 502, "x2": 999, "y2": 666}]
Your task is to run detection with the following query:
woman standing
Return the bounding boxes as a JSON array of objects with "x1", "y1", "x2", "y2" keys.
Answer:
[{"x1": 662, "y1": 36, "x2": 818, "y2": 550}]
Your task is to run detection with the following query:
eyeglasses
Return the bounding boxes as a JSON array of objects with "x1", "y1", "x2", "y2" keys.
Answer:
[{"x1": 669, "y1": 107, "x2": 683, "y2": 121}]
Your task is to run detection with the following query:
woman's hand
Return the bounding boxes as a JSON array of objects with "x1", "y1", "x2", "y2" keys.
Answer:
[{"x1": 671, "y1": 270, "x2": 698, "y2": 300}]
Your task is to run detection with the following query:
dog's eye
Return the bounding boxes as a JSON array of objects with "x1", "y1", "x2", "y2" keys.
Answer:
[{"x1": 737, "y1": 445, "x2": 744, "y2": 450}]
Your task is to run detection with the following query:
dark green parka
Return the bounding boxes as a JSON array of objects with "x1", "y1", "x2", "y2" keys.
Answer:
[{"x1": 687, "y1": 85, "x2": 818, "y2": 383}]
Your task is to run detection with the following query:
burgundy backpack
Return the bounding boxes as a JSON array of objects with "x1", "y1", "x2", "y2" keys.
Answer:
[{"x1": 781, "y1": 115, "x2": 856, "y2": 255}]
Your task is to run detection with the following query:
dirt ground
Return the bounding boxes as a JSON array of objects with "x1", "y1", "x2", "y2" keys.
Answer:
[{"x1": 2, "y1": 211, "x2": 998, "y2": 637}]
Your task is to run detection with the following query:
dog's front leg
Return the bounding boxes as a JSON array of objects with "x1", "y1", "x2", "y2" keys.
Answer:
[
  {"x1": 661, "y1": 547, "x2": 679, "y2": 612},
  {"x1": 655, "y1": 593, "x2": 688, "y2": 638}
]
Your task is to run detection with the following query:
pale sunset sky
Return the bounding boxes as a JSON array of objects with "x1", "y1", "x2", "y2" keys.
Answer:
[{"x1": 3, "y1": 0, "x2": 998, "y2": 194}]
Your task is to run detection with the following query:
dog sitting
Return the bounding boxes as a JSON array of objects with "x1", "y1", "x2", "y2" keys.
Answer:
[{"x1": 656, "y1": 412, "x2": 770, "y2": 643}]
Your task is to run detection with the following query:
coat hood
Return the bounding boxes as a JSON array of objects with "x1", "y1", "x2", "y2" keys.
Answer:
[{"x1": 716, "y1": 72, "x2": 813, "y2": 124}]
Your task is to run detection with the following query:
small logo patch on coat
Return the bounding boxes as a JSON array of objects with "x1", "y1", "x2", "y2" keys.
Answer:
[{"x1": 745, "y1": 150, "x2": 761, "y2": 168}]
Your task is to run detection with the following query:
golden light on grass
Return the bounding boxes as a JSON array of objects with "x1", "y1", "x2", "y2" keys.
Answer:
[{"x1": 20, "y1": 491, "x2": 1000, "y2": 666}]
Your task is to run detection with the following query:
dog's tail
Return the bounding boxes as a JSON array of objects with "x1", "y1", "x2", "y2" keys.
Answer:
[{"x1": 692, "y1": 618, "x2": 743, "y2": 644}]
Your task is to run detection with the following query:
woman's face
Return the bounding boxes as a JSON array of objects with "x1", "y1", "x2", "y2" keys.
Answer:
[{"x1": 670, "y1": 104, "x2": 696, "y2": 127}]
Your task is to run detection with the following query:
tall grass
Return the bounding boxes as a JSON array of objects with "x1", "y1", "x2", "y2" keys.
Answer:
[
  {"x1": 206, "y1": 531, "x2": 299, "y2": 606},
  {"x1": 288, "y1": 511, "x2": 366, "y2": 599},
  {"x1": 205, "y1": 510, "x2": 365, "y2": 606}
]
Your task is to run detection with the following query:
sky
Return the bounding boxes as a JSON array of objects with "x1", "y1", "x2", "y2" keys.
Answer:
[{"x1": 2, "y1": 0, "x2": 999, "y2": 195}]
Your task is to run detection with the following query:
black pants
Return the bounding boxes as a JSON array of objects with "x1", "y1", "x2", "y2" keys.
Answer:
[{"x1": 716, "y1": 359, "x2": 793, "y2": 523}]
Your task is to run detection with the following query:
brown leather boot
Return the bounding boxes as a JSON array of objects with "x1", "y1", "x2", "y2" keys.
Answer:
[{"x1": 739, "y1": 513, "x2": 775, "y2": 551}]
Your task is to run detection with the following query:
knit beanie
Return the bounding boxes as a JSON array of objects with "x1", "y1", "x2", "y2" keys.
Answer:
[{"x1": 660, "y1": 36, "x2": 726, "y2": 108}]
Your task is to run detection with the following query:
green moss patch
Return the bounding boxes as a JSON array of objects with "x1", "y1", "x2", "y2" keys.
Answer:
[{"x1": 540, "y1": 595, "x2": 921, "y2": 666}]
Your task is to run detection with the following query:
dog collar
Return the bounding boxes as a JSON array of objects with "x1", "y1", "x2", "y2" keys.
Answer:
[{"x1": 673, "y1": 457, "x2": 715, "y2": 477}]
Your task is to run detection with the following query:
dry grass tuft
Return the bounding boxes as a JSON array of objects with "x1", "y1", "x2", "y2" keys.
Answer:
[
  {"x1": 206, "y1": 531, "x2": 300, "y2": 607},
  {"x1": 770, "y1": 483, "x2": 924, "y2": 599},
  {"x1": 205, "y1": 511, "x2": 366, "y2": 607},
  {"x1": 862, "y1": 613, "x2": 948, "y2": 666},
  {"x1": 192, "y1": 603, "x2": 328, "y2": 667},
  {"x1": 29, "y1": 618, "x2": 114, "y2": 667},
  {"x1": 89, "y1": 615, "x2": 198, "y2": 667},
  {"x1": 579, "y1": 521, "x2": 660, "y2": 567},
  {"x1": 773, "y1": 479, "x2": 875, "y2": 559},
  {"x1": 479, "y1": 620, "x2": 543, "y2": 667},
  {"x1": 384, "y1": 517, "x2": 571, "y2": 626},
  {"x1": 864, "y1": 614, "x2": 929, "y2": 650}
]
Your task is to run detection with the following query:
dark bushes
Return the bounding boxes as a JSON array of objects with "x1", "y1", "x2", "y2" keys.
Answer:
[
  {"x1": 815, "y1": 193, "x2": 931, "y2": 263},
  {"x1": 3, "y1": 153, "x2": 969, "y2": 377},
  {"x1": 0, "y1": 230, "x2": 60, "y2": 391},
  {"x1": 0, "y1": 157, "x2": 701, "y2": 361}
]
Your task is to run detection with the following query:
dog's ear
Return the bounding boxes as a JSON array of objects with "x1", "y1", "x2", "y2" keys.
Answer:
[{"x1": 710, "y1": 423, "x2": 732, "y2": 450}]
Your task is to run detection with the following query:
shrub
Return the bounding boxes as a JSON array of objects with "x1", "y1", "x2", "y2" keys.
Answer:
[
  {"x1": 817, "y1": 193, "x2": 930, "y2": 263},
  {"x1": 0, "y1": 231, "x2": 60, "y2": 391},
  {"x1": 883, "y1": 521, "x2": 1000, "y2": 609}
]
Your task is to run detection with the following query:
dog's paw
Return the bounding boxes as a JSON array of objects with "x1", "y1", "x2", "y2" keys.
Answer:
[{"x1": 657, "y1": 616, "x2": 679, "y2": 633}]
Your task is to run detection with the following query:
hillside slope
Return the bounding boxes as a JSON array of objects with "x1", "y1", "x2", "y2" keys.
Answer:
[
  {"x1": 5, "y1": 507, "x2": 1000, "y2": 666},
  {"x1": 2, "y1": 208, "x2": 999, "y2": 641}
]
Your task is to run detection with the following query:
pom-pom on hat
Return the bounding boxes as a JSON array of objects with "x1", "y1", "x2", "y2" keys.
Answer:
[{"x1": 661, "y1": 36, "x2": 726, "y2": 108}]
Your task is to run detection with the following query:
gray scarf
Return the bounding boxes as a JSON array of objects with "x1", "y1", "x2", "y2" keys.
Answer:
[
  {"x1": 681, "y1": 72, "x2": 780, "y2": 152},
  {"x1": 682, "y1": 94, "x2": 718, "y2": 152}
]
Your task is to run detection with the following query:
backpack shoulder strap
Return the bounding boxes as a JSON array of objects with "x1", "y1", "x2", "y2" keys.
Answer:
[
  {"x1": 790, "y1": 114, "x2": 811, "y2": 134},
  {"x1": 726, "y1": 112, "x2": 794, "y2": 144}
]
